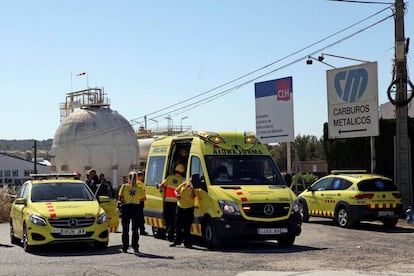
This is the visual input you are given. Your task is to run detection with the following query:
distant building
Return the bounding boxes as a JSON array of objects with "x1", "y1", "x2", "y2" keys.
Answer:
[
  {"x1": 0, "y1": 153, "x2": 50, "y2": 187},
  {"x1": 379, "y1": 98, "x2": 414, "y2": 119}
]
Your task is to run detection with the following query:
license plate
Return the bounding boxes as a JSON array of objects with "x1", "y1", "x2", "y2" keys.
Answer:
[
  {"x1": 378, "y1": 211, "x2": 394, "y2": 216},
  {"x1": 53, "y1": 228, "x2": 86, "y2": 235},
  {"x1": 257, "y1": 228, "x2": 288, "y2": 235}
]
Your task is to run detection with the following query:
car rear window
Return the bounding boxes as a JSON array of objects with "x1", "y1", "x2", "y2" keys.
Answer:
[{"x1": 357, "y1": 178, "x2": 398, "y2": 192}]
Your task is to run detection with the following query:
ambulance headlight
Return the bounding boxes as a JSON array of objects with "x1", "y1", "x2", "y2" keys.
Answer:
[
  {"x1": 292, "y1": 200, "x2": 300, "y2": 214},
  {"x1": 97, "y1": 212, "x2": 107, "y2": 224},
  {"x1": 219, "y1": 200, "x2": 240, "y2": 215},
  {"x1": 29, "y1": 214, "x2": 46, "y2": 226}
]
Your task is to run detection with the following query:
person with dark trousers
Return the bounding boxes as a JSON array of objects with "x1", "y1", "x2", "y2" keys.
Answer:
[
  {"x1": 158, "y1": 164, "x2": 185, "y2": 242},
  {"x1": 85, "y1": 169, "x2": 101, "y2": 194},
  {"x1": 118, "y1": 171, "x2": 146, "y2": 253},
  {"x1": 170, "y1": 180, "x2": 196, "y2": 248},
  {"x1": 137, "y1": 171, "x2": 148, "y2": 235}
]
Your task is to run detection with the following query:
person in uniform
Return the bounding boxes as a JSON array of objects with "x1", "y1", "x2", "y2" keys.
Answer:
[
  {"x1": 158, "y1": 164, "x2": 185, "y2": 242},
  {"x1": 118, "y1": 171, "x2": 146, "y2": 253},
  {"x1": 170, "y1": 180, "x2": 196, "y2": 248}
]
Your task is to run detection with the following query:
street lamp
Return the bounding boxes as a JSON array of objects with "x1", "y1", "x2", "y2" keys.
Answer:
[
  {"x1": 306, "y1": 55, "x2": 336, "y2": 69},
  {"x1": 150, "y1": 118, "x2": 158, "y2": 128},
  {"x1": 165, "y1": 115, "x2": 173, "y2": 131},
  {"x1": 180, "y1": 116, "x2": 188, "y2": 131}
]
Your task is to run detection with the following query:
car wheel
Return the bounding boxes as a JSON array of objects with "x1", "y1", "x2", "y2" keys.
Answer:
[
  {"x1": 152, "y1": 226, "x2": 166, "y2": 239},
  {"x1": 383, "y1": 217, "x2": 398, "y2": 228},
  {"x1": 202, "y1": 219, "x2": 221, "y2": 249},
  {"x1": 23, "y1": 223, "x2": 33, "y2": 253},
  {"x1": 299, "y1": 200, "x2": 310, "y2": 223},
  {"x1": 9, "y1": 221, "x2": 20, "y2": 245},
  {"x1": 277, "y1": 234, "x2": 295, "y2": 247},
  {"x1": 335, "y1": 205, "x2": 354, "y2": 228}
]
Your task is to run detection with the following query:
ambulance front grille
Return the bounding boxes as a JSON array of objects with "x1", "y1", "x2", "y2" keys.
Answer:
[{"x1": 242, "y1": 203, "x2": 290, "y2": 218}]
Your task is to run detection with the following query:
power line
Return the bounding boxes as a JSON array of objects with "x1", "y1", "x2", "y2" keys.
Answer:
[{"x1": 56, "y1": 7, "x2": 395, "y2": 145}]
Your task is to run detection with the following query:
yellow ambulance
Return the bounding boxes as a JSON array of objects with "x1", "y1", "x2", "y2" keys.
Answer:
[{"x1": 143, "y1": 131, "x2": 302, "y2": 248}]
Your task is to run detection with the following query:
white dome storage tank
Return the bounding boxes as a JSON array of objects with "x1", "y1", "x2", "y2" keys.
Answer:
[{"x1": 50, "y1": 104, "x2": 138, "y2": 188}]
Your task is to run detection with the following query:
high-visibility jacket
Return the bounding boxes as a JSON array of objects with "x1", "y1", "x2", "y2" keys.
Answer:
[{"x1": 160, "y1": 174, "x2": 183, "y2": 202}]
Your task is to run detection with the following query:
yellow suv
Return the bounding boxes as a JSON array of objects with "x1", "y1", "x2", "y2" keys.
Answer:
[
  {"x1": 9, "y1": 173, "x2": 114, "y2": 252},
  {"x1": 298, "y1": 171, "x2": 403, "y2": 228}
]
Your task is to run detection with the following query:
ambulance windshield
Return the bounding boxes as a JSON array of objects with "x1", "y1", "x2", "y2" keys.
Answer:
[{"x1": 205, "y1": 155, "x2": 284, "y2": 185}]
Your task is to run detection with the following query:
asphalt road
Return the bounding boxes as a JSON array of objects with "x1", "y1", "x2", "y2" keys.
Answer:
[{"x1": 1, "y1": 219, "x2": 414, "y2": 276}]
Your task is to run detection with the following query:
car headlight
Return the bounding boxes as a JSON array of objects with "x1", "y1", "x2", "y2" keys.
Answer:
[
  {"x1": 29, "y1": 214, "x2": 46, "y2": 226},
  {"x1": 218, "y1": 200, "x2": 240, "y2": 215},
  {"x1": 292, "y1": 200, "x2": 300, "y2": 214},
  {"x1": 97, "y1": 212, "x2": 107, "y2": 224}
]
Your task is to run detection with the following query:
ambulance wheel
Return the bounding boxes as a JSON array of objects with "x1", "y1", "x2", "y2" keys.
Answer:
[
  {"x1": 23, "y1": 223, "x2": 33, "y2": 253},
  {"x1": 299, "y1": 200, "x2": 309, "y2": 223},
  {"x1": 152, "y1": 226, "x2": 166, "y2": 239},
  {"x1": 382, "y1": 217, "x2": 398, "y2": 229},
  {"x1": 202, "y1": 219, "x2": 221, "y2": 249},
  {"x1": 277, "y1": 234, "x2": 295, "y2": 247},
  {"x1": 335, "y1": 205, "x2": 354, "y2": 228}
]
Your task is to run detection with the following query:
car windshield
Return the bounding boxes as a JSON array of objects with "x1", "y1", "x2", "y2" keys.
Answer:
[
  {"x1": 31, "y1": 182, "x2": 94, "y2": 202},
  {"x1": 358, "y1": 178, "x2": 398, "y2": 192},
  {"x1": 205, "y1": 155, "x2": 284, "y2": 185}
]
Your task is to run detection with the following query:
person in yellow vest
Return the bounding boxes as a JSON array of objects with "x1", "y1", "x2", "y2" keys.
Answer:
[
  {"x1": 170, "y1": 181, "x2": 196, "y2": 248},
  {"x1": 137, "y1": 171, "x2": 148, "y2": 235},
  {"x1": 118, "y1": 171, "x2": 146, "y2": 253},
  {"x1": 158, "y1": 163, "x2": 185, "y2": 242}
]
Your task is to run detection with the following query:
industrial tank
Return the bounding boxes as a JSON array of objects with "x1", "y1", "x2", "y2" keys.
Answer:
[{"x1": 50, "y1": 89, "x2": 138, "y2": 187}]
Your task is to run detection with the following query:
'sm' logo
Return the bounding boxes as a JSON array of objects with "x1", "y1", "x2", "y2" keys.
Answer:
[{"x1": 334, "y1": 68, "x2": 368, "y2": 103}]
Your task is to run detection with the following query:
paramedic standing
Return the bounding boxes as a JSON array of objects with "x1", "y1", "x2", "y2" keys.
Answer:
[
  {"x1": 170, "y1": 180, "x2": 196, "y2": 248},
  {"x1": 137, "y1": 171, "x2": 148, "y2": 235},
  {"x1": 118, "y1": 171, "x2": 146, "y2": 253},
  {"x1": 158, "y1": 164, "x2": 185, "y2": 242}
]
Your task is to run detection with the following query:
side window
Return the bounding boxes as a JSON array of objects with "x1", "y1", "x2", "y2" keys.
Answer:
[
  {"x1": 190, "y1": 156, "x2": 204, "y2": 181},
  {"x1": 145, "y1": 156, "x2": 166, "y2": 187},
  {"x1": 311, "y1": 178, "x2": 332, "y2": 191},
  {"x1": 18, "y1": 183, "x2": 28, "y2": 199}
]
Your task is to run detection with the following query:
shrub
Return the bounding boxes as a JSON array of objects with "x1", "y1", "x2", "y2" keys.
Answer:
[{"x1": 0, "y1": 187, "x2": 15, "y2": 223}]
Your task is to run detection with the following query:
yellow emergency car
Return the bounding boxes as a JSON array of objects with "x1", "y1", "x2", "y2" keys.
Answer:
[
  {"x1": 298, "y1": 170, "x2": 403, "y2": 228},
  {"x1": 144, "y1": 131, "x2": 302, "y2": 248},
  {"x1": 9, "y1": 173, "x2": 114, "y2": 252}
]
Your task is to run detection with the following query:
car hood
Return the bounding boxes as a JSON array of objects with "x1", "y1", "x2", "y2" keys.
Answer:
[{"x1": 30, "y1": 201, "x2": 102, "y2": 218}]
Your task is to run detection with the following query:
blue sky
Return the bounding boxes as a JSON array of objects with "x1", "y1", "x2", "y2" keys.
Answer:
[{"x1": 1, "y1": 0, "x2": 412, "y2": 140}]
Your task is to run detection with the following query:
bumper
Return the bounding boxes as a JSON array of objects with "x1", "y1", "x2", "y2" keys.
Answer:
[
  {"x1": 209, "y1": 212, "x2": 302, "y2": 241},
  {"x1": 27, "y1": 223, "x2": 109, "y2": 246},
  {"x1": 349, "y1": 205, "x2": 404, "y2": 221}
]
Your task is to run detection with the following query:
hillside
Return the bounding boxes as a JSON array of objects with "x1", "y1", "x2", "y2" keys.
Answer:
[{"x1": 0, "y1": 139, "x2": 53, "y2": 159}]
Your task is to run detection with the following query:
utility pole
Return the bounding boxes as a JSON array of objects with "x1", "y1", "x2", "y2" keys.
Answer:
[
  {"x1": 33, "y1": 140, "x2": 38, "y2": 174},
  {"x1": 393, "y1": 0, "x2": 412, "y2": 209}
]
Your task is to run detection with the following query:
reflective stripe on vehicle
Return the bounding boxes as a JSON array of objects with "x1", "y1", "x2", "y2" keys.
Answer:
[
  {"x1": 367, "y1": 203, "x2": 398, "y2": 209},
  {"x1": 309, "y1": 209, "x2": 334, "y2": 217}
]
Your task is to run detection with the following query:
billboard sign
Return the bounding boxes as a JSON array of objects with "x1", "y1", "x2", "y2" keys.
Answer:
[
  {"x1": 327, "y1": 62, "x2": 379, "y2": 139},
  {"x1": 255, "y1": 77, "x2": 294, "y2": 143}
]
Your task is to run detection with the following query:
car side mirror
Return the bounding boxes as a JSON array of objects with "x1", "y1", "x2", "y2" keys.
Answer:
[
  {"x1": 191, "y1": 174, "x2": 207, "y2": 192},
  {"x1": 14, "y1": 197, "x2": 26, "y2": 205}
]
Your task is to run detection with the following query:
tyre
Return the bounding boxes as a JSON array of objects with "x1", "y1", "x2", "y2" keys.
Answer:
[
  {"x1": 152, "y1": 226, "x2": 166, "y2": 239},
  {"x1": 23, "y1": 223, "x2": 33, "y2": 253},
  {"x1": 202, "y1": 219, "x2": 221, "y2": 249},
  {"x1": 277, "y1": 235, "x2": 295, "y2": 247},
  {"x1": 9, "y1": 221, "x2": 20, "y2": 245},
  {"x1": 299, "y1": 200, "x2": 310, "y2": 223},
  {"x1": 382, "y1": 217, "x2": 398, "y2": 228},
  {"x1": 335, "y1": 205, "x2": 354, "y2": 228}
]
